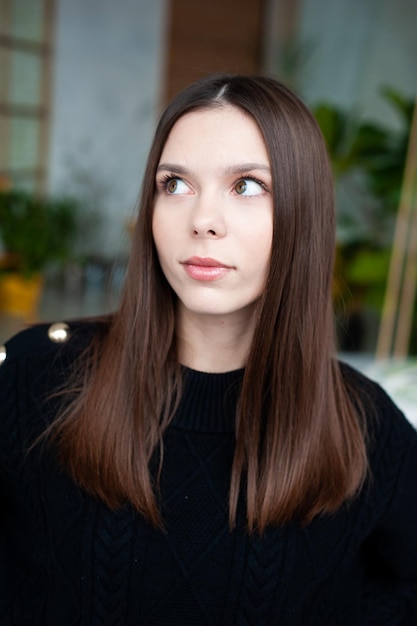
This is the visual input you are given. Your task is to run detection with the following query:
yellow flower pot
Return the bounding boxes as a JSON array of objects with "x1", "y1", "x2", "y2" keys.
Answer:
[{"x1": 0, "y1": 272, "x2": 43, "y2": 318}]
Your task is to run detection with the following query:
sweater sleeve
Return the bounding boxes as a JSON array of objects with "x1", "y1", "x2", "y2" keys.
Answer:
[
  {"x1": 0, "y1": 345, "x2": 22, "y2": 620},
  {"x1": 0, "y1": 322, "x2": 83, "y2": 506},
  {"x1": 0, "y1": 322, "x2": 98, "y2": 623},
  {"x1": 0, "y1": 356, "x2": 18, "y2": 517},
  {"x1": 362, "y1": 385, "x2": 417, "y2": 625}
]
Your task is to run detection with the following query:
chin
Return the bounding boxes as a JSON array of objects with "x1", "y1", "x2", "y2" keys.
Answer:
[{"x1": 178, "y1": 298, "x2": 257, "y2": 321}]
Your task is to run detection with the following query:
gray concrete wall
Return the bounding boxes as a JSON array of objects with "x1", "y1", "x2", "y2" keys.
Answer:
[
  {"x1": 297, "y1": 0, "x2": 416, "y2": 124},
  {"x1": 48, "y1": 0, "x2": 167, "y2": 258}
]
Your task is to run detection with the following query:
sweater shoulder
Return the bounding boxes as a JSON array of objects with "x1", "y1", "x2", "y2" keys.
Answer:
[
  {"x1": 338, "y1": 359, "x2": 408, "y2": 422},
  {"x1": 338, "y1": 359, "x2": 417, "y2": 480},
  {"x1": 0, "y1": 319, "x2": 109, "y2": 446},
  {"x1": 1, "y1": 319, "x2": 107, "y2": 367}
]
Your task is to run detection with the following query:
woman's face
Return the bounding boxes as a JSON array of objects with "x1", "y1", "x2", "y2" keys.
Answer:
[{"x1": 152, "y1": 105, "x2": 273, "y2": 325}]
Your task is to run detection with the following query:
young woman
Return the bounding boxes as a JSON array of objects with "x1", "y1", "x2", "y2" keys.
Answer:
[{"x1": 1, "y1": 74, "x2": 416, "y2": 625}]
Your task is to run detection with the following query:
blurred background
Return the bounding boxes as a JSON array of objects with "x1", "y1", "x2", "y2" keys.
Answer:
[{"x1": 1, "y1": 0, "x2": 417, "y2": 418}]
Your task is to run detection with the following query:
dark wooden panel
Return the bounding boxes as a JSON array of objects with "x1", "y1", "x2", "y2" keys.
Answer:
[{"x1": 163, "y1": 0, "x2": 265, "y2": 103}]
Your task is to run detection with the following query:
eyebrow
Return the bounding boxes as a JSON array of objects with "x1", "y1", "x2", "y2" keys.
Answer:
[{"x1": 156, "y1": 162, "x2": 271, "y2": 176}]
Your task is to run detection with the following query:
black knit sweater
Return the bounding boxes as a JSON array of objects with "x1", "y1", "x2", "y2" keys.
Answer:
[{"x1": 1, "y1": 322, "x2": 417, "y2": 625}]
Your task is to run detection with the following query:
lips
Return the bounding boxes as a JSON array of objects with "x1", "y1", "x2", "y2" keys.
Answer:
[
  {"x1": 184, "y1": 256, "x2": 232, "y2": 268},
  {"x1": 182, "y1": 256, "x2": 234, "y2": 281}
]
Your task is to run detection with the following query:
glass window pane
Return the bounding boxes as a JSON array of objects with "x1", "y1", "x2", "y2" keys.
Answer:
[
  {"x1": 10, "y1": 117, "x2": 39, "y2": 169},
  {"x1": 0, "y1": 119, "x2": 9, "y2": 170},
  {"x1": 0, "y1": 3, "x2": 7, "y2": 33},
  {"x1": 11, "y1": 0, "x2": 45, "y2": 42},
  {"x1": 9, "y1": 172, "x2": 38, "y2": 192},
  {"x1": 9, "y1": 49, "x2": 42, "y2": 106},
  {"x1": 0, "y1": 48, "x2": 9, "y2": 102}
]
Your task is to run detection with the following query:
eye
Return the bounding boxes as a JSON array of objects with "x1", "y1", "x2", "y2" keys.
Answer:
[
  {"x1": 162, "y1": 176, "x2": 190, "y2": 195},
  {"x1": 234, "y1": 177, "x2": 266, "y2": 196}
]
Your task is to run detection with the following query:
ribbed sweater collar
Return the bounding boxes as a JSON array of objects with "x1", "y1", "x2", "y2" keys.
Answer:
[{"x1": 172, "y1": 366, "x2": 244, "y2": 433}]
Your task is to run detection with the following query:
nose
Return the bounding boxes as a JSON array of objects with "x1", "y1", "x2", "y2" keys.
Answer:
[{"x1": 190, "y1": 192, "x2": 226, "y2": 238}]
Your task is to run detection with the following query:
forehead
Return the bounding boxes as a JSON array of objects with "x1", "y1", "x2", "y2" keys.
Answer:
[{"x1": 160, "y1": 105, "x2": 268, "y2": 161}]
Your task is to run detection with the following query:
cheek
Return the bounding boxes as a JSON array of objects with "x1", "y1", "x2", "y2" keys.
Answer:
[
  {"x1": 249, "y1": 219, "x2": 273, "y2": 259},
  {"x1": 249, "y1": 224, "x2": 273, "y2": 282}
]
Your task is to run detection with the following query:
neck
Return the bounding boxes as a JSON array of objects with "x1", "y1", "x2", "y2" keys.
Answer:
[{"x1": 176, "y1": 307, "x2": 256, "y2": 373}]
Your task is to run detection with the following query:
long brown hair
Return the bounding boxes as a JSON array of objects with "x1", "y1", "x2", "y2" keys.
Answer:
[{"x1": 50, "y1": 74, "x2": 368, "y2": 532}]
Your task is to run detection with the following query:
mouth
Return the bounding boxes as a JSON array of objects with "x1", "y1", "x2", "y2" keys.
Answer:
[
  {"x1": 183, "y1": 256, "x2": 233, "y2": 268},
  {"x1": 181, "y1": 256, "x2": 234, "y2": 281}
]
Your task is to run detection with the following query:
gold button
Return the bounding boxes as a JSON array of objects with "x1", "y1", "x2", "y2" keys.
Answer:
[
  {"x1": 0, "y1": 345, "x2": 6, "y2": 365},
  {"x1": 47, "y1": 322, "x2": 70, "y2": 343}
]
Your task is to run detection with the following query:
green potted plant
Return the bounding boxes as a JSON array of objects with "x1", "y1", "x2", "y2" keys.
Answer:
[
  {"x1": 313, "y1": 87, "x2": 415, "y2": 351},
  {"x1": 0, "y1": 189, "x2": 79, "y2": 318}
]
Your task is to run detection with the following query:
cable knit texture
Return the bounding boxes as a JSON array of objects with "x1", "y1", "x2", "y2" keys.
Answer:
[{"x1": 1, "y1": 322, "x2": 417, "y2": 625}]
